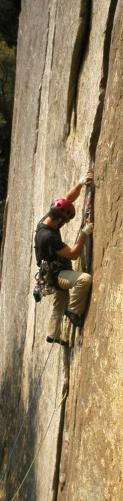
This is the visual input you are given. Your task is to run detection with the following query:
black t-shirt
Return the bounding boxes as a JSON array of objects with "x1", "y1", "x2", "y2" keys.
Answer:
[{"x1": 35, "y1": 219, "x2": 72, "y2": 271}]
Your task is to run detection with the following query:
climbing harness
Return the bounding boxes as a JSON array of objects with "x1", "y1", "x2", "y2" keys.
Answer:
[
  {"x1": 33, "y1": 261, "x2": 56, "y2": 302},
  {"x1": 33, "y1": 260, "x2": 71, "y2": 303}
]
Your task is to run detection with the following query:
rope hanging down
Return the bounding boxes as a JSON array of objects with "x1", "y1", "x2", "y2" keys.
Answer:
[
  {"x1": 0, "y1": 334, "x2": 59, "y2": 486},
  {"x1": 10, "y1": 352, "x2": 67, "y2": 501},
  {"x1": 10, "y1": 392, "x2": 67, "y2": 501}
]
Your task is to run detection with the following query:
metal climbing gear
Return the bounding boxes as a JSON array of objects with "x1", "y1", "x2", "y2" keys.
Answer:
[{"x1": 33, "y1": 261, "x2": 55, "y2": 302}]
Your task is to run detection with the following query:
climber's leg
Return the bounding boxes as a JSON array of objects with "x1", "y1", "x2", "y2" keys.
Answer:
[
  {"x1": 46, "y1": 288, "x2": 69, "y2": 344},
  {"x1": 66, "y1": 272, "x2": 92, "y2": 327}
]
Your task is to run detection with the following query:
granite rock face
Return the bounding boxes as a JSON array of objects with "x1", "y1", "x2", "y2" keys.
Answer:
[{"x1": 0, "y1": 0, "x2": 123, "y2": 500}]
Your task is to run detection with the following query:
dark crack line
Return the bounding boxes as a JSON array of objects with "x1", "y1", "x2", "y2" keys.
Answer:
[
  {"x1": 52, "y1": 389, "x2": 67, "y2": 501},
  {"x1": 0, "y1": 196, "x2": 9, "y2": 287},
  {"x1": 34, "y1": 7, "x2": 50, "y2": 156},
  {"x1": 73, "y1": 395, "x2": 78, "y2": 433},
  {"x1": 52, "y1": 346, "x2": 70, "y2": 501},
  {"x1": 89, "y1": 0, "x2": 118, "y2": 161},
  {"x1": 51, "y1": 23, "x2": 56, "y2": 71},
  {"x1": 65, "y1": 0, "x2": 92, "y2": 138},
  {"x1": 51, "y1": 1, "x2": 59, "y2": 71},
  {"x1": 32, "y1": 305, "x2": 36, "y2": 352}
]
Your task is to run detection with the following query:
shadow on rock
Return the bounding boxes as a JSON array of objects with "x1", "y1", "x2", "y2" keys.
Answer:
[{"x1": 0, "y1": 337, "x2": 43, "y2": 500}]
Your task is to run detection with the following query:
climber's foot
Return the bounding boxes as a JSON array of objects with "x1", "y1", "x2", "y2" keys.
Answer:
[
  {"x1": 64, "y1": 309, "x2": 84, "y2": 328},
  {"x1": 46, "y1": 336, "x2": 69, "y2": 347}
]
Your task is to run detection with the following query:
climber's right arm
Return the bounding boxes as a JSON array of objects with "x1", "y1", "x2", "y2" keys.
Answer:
[
  {"x1": 56, "y1": 223, "x2": 93, "y2": 260},
  {"x1": 56, "y1": 233, "x2": 85, "y2": 260}
]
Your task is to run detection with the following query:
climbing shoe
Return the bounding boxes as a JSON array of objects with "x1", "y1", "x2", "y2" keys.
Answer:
[
  {"x1": 64, "y1": 309, "x2": 84, "y2": 328},
  {"x1": 46, "y1": 336, "x2": 69, "y2": 347}
]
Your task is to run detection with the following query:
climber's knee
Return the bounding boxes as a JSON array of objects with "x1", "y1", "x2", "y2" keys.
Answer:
[
  {"x1": 85, "y1": 273, "x2": 92, "y2": 287},
  {"x1": 76, "y1": 272, "x2": 92, "y2": 287}
]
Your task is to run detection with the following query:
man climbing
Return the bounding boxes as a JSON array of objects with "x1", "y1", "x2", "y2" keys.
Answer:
[{"x1": 35, "y1": 171, "x2": 94, "y2": 346}]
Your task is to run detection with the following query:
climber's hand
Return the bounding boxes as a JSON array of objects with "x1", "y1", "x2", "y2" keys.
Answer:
[
  {"x1": 79, "y1": 170, "x2": 94, "y2": 186},
  {"x1": 81, "y1": 222, "x2": 93, "y2": 235},
  {"x1": 86, "y1": 170, "x2": 94, "y2": 184}
]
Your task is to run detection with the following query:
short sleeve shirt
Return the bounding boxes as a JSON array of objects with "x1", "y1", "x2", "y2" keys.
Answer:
[{"x1": 36, "y1": 220, "x2": 72, "y2": 271}]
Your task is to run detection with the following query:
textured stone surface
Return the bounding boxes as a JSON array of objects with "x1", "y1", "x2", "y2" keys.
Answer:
[
  {"x1": 57, "y1": 2, "x2": 123, "y2": 500},
  {"x1": 0, "y1": 0, "x2": 123, "y2": 500}
]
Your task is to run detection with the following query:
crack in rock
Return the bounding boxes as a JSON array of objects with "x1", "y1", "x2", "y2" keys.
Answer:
[
  {"x1": 66, "y1": 0, "x2": 92, "y2": 137},
  {"x1": 89, "y1": 0, "x2": 118, "y2": 161},
  {"x1": 34, "y1": 7, "x2": 50, "y2": 157}
]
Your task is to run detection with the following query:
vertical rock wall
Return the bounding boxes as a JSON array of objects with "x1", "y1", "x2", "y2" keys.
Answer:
[{"x1": 0, "y1": 0, "x2": 122, "y2": 500}]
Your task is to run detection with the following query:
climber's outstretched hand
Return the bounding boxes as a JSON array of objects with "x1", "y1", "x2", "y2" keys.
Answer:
[
  {"x1": 85, "y1": 170, "x2": 94, "y2": 184},
  {"x1": 66, "y1": 169, "x2": 94, "y2": 202},
  {"x1": 79, "y1": 170, "x2": 94, "y2": 186}
]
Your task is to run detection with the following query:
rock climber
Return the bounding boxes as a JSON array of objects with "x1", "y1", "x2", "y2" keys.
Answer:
[{"x1": 35, "y1": 171, "x2": 94, "y2": 346}]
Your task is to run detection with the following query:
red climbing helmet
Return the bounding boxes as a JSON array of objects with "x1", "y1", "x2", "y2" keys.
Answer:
[{"x1": 50, "y1": 198, "x2": 75, "y2": 220}]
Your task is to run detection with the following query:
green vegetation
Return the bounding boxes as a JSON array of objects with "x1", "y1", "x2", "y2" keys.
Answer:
[
  {"x1": 0, "y1": 0, "x2": 21, "y2": 243},
  {"x1": 0, "y1": 0, "x2": 21, "y2": 46}
]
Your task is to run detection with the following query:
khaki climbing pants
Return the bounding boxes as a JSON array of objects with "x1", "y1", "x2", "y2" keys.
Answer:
[{"x1": 49, "y1": 270, "x2": 92, "y2": 340}]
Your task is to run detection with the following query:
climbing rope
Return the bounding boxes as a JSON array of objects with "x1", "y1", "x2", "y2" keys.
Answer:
[
  {"x1": 0, "y1": 331, "x2": 60, "y2": 486},
  {"x1": 10, "y1": 392, "x2": 67, "y2": 501},
  {"x1": 10, "y1": 351, "x2": 67, "y2": 501}
]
